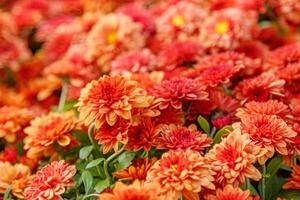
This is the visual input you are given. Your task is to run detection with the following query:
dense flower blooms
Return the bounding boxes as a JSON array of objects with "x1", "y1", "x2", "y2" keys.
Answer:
[
  {"x1": 86, "y1": 13, "x2": 145, "y2": 70},
  {"x1": 25, "y1": 160, "x2": 76, "y2": 200},
  {"x1": 146, "y1": 150, "x2": 215, "y2": 199},
  {"x1": 76, "y1": 75, "x2": 153, "y2": 128},
  {"x1": 0, "y1": 162, "x2": 31, "y2": 199},
  {"x1": 234, "y1": 73, "x2": 285, "y2": 102},
  {"x1": 234, "y1": 114, "x2": 297, "y2": 164},
  {"x1": 205, "y1": 129, "x2": 262, "y2": 187},
  {"x1": 113, "y1": 157, "x2": 157, "y2": 181},
  {"x1": 155, "y1": 1, "x2": 207, "y2": 44},
  {"x1": 100, "y1": 180, "x2": 163, "y2": 200},
  {"x1": 0, "y1": 106, "x2": 35, "y2": 142},
  {"x1": 149, "y1": 78, "x2": 208, "y2": 109},
  {"x1": 283, "y1": 165, "x2": 300, "y2": 189},
  {"x1": 269, "y1": 0, "x2": 300, "y2": 26},
  {"x1": 206, "y1": 185, "x2": 259, "y2": 200},
  {"x1": 24, "y1": 111, "x2": 78, "y2": 158},
  {"x1": 0, "y1": 147, "x2": 17, "y2": 163},
  {"x1": 155, "y1": 124, "x2": 212, "y2": 153}
]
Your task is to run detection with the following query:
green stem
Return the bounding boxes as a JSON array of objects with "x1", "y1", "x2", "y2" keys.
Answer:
[
  {"x1": 261, "y1": 164, "x2": 266, "y2": 200},
  {"x1": 103, "y1": 145, "x2": 125, "y2": 182},
  {"x1": 88, "y1": 125, "x2": 101, "y2": 158},
  {"x1": 82, "y1": 193, "x2": 100, "y2": 200},
  {"x1": 57, "y1": 80, "x2": 68, "y2": 112},
  {"x1": 209, "y1": 126, "x2": 217, "y2": 138},
  {"x1": 245, "y1": 177, "x2": 250, "y2": 190}
]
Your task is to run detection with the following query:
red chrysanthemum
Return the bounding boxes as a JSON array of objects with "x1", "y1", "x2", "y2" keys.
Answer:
[
  {"x1": 149, "y1": 78, "x2": 208, "y2": 109},
  {"x1": 125, "y1": 118, "x2": 160, "y2": 152},
  {"x1": 269, "y1": 0, "x2": 300, "y2": 26},
  {"x1": 155, "y1": 124, "x2": 212, "y2": 153},
  {"x1": 110, "y1": 49, "x2": 156, "y2": 75},
  {"x1": 205, "y1": 129, "x2": 262, "y2": 188},
  {"x1": 76, "y1": 75, "x2": 153, "y2": 128},
  {"x1": 146, "y1": 150, "x2": 215, "y2": 199},
  {"x1": 25, "y1": 160, "x2": 76, "y2": 200},
  {"x1": 234, "y1": 73, "x2": 285, "y2": 102},
  {"x1": 233, "y1": 114, "x2": 297, "y2": 164},
  {"x1": 156, "y1": 40, "x2": 203, "y2": 71}
]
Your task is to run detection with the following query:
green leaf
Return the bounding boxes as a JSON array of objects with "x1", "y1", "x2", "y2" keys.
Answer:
[
  {"x1": 259, "y1": 174, "x2": 285, "y2": 200},
  {"x1": 63, "y1": 99, "x2": 78, "y2": 111},
  {"x1": 86, "y1": 158, "x2": 105, "y2": 169},
  {"x1": 240, "y1": 182, "x2": 259, "y2": 196},
  {"x1": 94, "y1": 178, "x2": 110, "y2": 193},
  {"x1": 213, "y1": 125, "x2": 233, "y2": 144},
  {"x1": 280, "y1": 190, "x2": 300, "y2": 199},
  {"x1": 79, "y1": 145, "x2": 93, "y2": 159},
  {"x1": 115, "y1": 151, "x2": 136, "y2": 170},
  {"x1": 267, "y1": 156, "x2": 283, "y2": 177},
  {"x1": 4, "y1": 186, "x2": 11, "y2": 200},
  {"x1": 72, "y1": 130, "x2": 90, "y2": 145},
  {"x1": 197, "y1": 115, "x2": 210, "y2": 134},
  {"x1": 280, "y1": 164, "x2": 292, "y2": 172},
  {"x1": 82, "y1": 170, "x2": 93, "y2": 194}
]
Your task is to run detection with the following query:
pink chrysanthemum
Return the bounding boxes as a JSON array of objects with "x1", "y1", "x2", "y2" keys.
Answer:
[
  {"x1": 149, "y1": 78, "x2": 208, "y2": 109},
  {"x1": 205, "y1": 129, "x2": 262, "y2": 188},
  {"x1": 155, "y1": 124, "x2": 212, "y2": 153},
  {"x1": 25, "y1": 160, "x2": 76, "y2": 200}
]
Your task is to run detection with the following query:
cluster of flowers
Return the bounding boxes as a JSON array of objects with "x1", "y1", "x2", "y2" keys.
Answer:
[{"x1": 1, "y1": 0, "x2": 300, "y2": 199}]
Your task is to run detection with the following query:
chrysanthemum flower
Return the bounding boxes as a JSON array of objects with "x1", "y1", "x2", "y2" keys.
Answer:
[
  {"x1": 25, "y1": 160, "x2": 76, "y2": 200},
  {"x1": 100, "y1": 180, "x2": 162, "y2": 200},
  {"x1": 24, "y1": 111, "x2": 78, "y2": 158},
  {"x1": 155, "y1": 1, "x2": 207, "y2": 44},
  {"x1": 146, "y1": 150, "x2": 215, "y2": 199},
  {"x1": 0, "y1": 106, "x2": 35, "y2": 143},
  {"x1": 0, "y1": 147, "x2": 17, "y2": 163},
  {"x1": 110, "y1": 49, "x2": 156, "y2": 75},
  {"x1": 264, "y1": 43, "x2": 300, "y2": 81},
  {"x1": 206, "y1": 185, "x2": 259, "y2": 200},
  {"x1": 0, "y1": 85, "x2": 28, "y2": 107},
  {"x1": 155, "y1": 124, "x2": 212, "y2": 153},
  {"x1": 234, "y1": 73, "x2": 285, "y2": 102},
  {"x1": 113, "y1": 157, "x2": 157, "y2": 181},
  {"x1": 236, "y1": 100, "x2": 291, "y2": 120},
  {"x1": 76, "y1": 75, "x2": 153, "y2": 128},
  {"x1": 149, "y1": 78, "x2": 208, "y2": 109},
  {"x1": 283, "y1": 165, "x2": 300, "y2": 189},
  {"x1": 205, "y1": 129, "x2": 262, "y2": 187},
  {"x1": 199, "y1": 8, "x2": 256, "y2": 51},
  {"x1": 0, "y1": 162, "x2": 31, "y2": 199},
  {"x1": 95, "y1": 118, "x2": 130, "y2": 154},
  {"x1": 153, "y1": 107, "x2": 185, "y2": 125},
  {"x1": 126, "y1": 118, "x2": 160, "y2": 152},
  {"x1": 269, "y1": 0, "x2": 300, "y2": 25},
  {"x1": 233, "y1": 114, "x2": 297, "y2": 164},
  {"x1": 156, "y1": 40, "x2": 203, "y2": 71},
  {"x1": 86, "y1": 13, "x2": 145, "y2": 70}
]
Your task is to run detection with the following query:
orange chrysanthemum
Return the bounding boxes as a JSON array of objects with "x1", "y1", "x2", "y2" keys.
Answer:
[
  {"x1": 76, "y1": 75, "x2": 152, "y2": 128},
  {"x1": 95, "y1": 118, "x2": 130, "y2": 154},
  {"x1": 86, "y1": 13, "x2": 145, "y2": 69},
  {"x1": 0, "y1": 162, "x2": 31, "y2": 199},
  {"x1": 125, "y1": 118, "x2": 160, "y2": 152},
  {"x1": 149, "y1": 78, "x2": 208, "y2": 109},
  {"x1": 283, "y1": 165, "x2": 300, "y2": 189},
  {"x1": 24, "y1": 111, "x2": 78, "y2": 159},
  {"x1": 0, "y1": 85, "x2": 28, "y2": 107},
  {"x1": 113, "y1": 157, "x2": 157, "y2": 181},
  {"x1": 206, "y1": 185, "x2": 259, "y2": 200},
  {"x1": 146, "y1": 150, "x2": 215, "y2": 199},
  {"x1": 25, "y1": 160, "x2": 76, "y2": 200},
  {"x1": 236, "y1": 100, "x2": 291, "y2": 120},
  {"x1": 233, "y1": 114, "x2": 297, "y2": 164},
  {"x1": 155, "y1": 124, "x2": 212, "y2": 154},
  {"x1": 205, "y1": 129, "x2": 262, "y2": 188},
  {"x1": 234, "y1": 73, "x2": 285, "y2": 103},
  {"x1": 100, "y1": 180, "x2": 162, "y2": 200},
  {"x1": 0, "y1": 106, "x2": 34, "y2": 143}
]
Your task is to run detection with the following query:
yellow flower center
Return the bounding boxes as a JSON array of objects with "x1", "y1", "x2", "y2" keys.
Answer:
[
  {"x1": 172, "y1": 15, "x2": 185, "y2": 27},
  {"x1": 107, "y1": 31, "x2": 118, "y2": 44},
  {"x1": 170, "y1": 164, "x2": 178, "y2": 171},
  {"x1": 215, "y1": 20, "x2": 229, "y2": 35}
]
